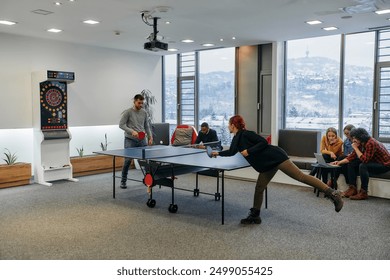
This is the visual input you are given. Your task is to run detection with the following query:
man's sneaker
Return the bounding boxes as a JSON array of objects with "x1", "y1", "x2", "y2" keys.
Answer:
[
  {"x1": 350, "y1": 189, "x2": 368, "y2": 200},
  {"x1": 240, "y1": 208, "x2": 261, "y2": 224},
  {"x1": 120, "y1": 182, "x2": 127, "y2": 189},
  {"x1": 324, "y1": 188, "x2": 344, "y2": 212}
]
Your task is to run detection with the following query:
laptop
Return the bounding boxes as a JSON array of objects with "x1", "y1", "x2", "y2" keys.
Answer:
[{"x1": 314, "y1": 153, "x2": 340, "y2": 168}]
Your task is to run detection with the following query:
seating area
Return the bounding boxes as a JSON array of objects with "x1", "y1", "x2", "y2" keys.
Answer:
[{"x1": 275, "y1": 129, "x2": 390, "y2": 199}]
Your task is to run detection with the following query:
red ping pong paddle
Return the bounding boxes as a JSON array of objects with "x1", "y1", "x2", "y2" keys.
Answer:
[{"x1": 138, "y1": 131, "x2": 145, "y2": 140}]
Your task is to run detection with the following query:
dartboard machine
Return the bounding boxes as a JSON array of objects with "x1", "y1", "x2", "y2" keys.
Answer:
[{"x1": 32, "y1": 70, "x2": 78, "y2": 186}]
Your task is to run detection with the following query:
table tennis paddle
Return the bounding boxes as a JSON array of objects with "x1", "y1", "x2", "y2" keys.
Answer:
[
  {"x1": 138, "y1": 131, "x2": 145, "y2": 140},
  {"x1": 206, "y1": 146, "x2": 213, "y2": 158}
]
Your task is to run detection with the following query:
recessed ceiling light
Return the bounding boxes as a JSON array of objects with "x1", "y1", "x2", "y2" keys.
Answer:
[
  {"x1": 202, "y1": 43, "x2": 215, "y2": 47},
  {"x1": 181, "y1": 39, "x2": 194, "y2": 43},
  {"x1": 232, "y1": 37, "x2": 236, "y2": 40},
  {"x1": 54, "y1": 2, "x2": 62, "y2": 6},
  {"x1": 306, "y1": 20, "x2": 322, "y2": 25},
  {"x1": 322, "y1": 26, "x2": 338, "y2": 31},
  {"x1": 0, "y1": 20, "x2": 17, "y2": 25},
  {"x1": 83, "y1": 20, "x2": 99, "y2": 25},
  {"x1": 375, "y1": 9, "x2": 390, "y2": 15},
  {"x1": 165, "y1": 21, "x2": 171, "y2": 24},
  {"x1": 168, "y1": 48, "x2": 178, "y2": 52},
  {"x1": 47, "y1": 28, "x2": 62, "y2": 33}
]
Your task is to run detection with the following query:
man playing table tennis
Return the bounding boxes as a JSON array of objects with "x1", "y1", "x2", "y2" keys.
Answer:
[
  {"x1": 119, "y1": 94, "x2": 153, "y2": 189},
  {"x1": 211, "y1": 115, "x2": 343, "y2": 225}
]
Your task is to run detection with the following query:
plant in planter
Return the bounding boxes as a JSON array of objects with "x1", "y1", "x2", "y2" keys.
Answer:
[
  {"x1": 0, "y1": 149, "x2": 31, "y2": 188},
  {"x1": 76, "y1": 146, "x2": 84, "y2": 157},
  {"x1": 3, "y1": 148, "x2": 18, "y2": 165},
  {"x1": 100, "y1": 133, "x2": 110, "y2": 151},
  {"x1": 71, "y1": 136, "x2": 123, "y2": 177}
]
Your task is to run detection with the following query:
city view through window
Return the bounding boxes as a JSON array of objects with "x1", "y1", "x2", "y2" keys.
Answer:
[
  {"x1": 164, "y1": 33, "x2": 376, "y2": 145},
  {"x1": 164, "y1": 48, "x2": 235, "y2": 145},
  {"x1": 286, "y1": 33, "x2": 375, "y2": 135}
]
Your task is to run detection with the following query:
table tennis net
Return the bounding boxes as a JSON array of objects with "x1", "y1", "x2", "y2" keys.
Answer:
[{"x1": 135, "y1": 146, "x2": 205, "y2": 160}]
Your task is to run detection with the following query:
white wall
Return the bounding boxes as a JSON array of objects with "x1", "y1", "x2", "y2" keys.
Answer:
[{"x1": 0, "y1": 33, "x2": 163, "y2": 166}]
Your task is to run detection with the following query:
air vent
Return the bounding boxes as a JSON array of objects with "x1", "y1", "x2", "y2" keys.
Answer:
[{"x1": 31, "y1": 9, "x2": 54, "y2": 15}]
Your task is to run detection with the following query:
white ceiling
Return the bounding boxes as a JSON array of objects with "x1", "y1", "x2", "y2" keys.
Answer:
[{"x1": 1, "y1": 0, "x2": 390, "y2": 55}]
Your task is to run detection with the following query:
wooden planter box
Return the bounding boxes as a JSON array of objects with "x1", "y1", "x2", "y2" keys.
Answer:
[
  {"x1": 0, "y1": 163, "x2": 32, "y2": 189},
  {"x1": 71, "y1": 154, "x2": 124, "y2": 177}
]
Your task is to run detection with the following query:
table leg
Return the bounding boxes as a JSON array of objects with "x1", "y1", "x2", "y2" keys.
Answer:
[
  {"x1": 112, "y1": 156, "x2": 116, "y2": 199},
  {"x1": 221, "y1": 170, "x2": 225, "y2": 225}
]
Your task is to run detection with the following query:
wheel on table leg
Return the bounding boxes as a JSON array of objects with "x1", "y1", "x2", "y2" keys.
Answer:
[
  {"x1": 146, "y1": 199, "x2": 156, "y2": 208},
  {"x1": 168, "y1": 204, "x2": 178, "y2": 213},
  {"x1": 214, "y1": 193, "x2": 221, "y2": 201},
  {"x1": 193, "y1": 189, "x2": 199, "y2": 197}
]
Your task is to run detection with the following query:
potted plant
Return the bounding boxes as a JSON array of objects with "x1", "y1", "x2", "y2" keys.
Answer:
[
  {"x1": 0, "y1": 149, "x2": 32, "y2": 188},
  {"x1": 70, "y1": 135, "x2": 123, "y2": 177}
]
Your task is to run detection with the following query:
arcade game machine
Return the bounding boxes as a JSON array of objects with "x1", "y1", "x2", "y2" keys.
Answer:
[{"x1": 32, "y1": 70, "x2": 78, "y2": 186}]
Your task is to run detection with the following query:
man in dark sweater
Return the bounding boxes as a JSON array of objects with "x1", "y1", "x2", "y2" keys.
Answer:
[{"x1": 195, "y1": 122, "x2": 221, "y2": 149}]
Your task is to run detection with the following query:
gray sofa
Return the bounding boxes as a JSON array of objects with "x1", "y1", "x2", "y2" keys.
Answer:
[{"x1": 278, "y1": 129, "x2": 321, "y2": 170}]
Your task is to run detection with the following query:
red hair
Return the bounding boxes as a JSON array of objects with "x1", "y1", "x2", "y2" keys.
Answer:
[{"x1": 229, "y1": 115, "x2": 246, "y2": 130}]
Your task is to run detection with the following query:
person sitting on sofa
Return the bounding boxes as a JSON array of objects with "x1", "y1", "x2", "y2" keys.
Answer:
[{"x1": 332, "y1": 127, "x2": 390, "y2": 200}]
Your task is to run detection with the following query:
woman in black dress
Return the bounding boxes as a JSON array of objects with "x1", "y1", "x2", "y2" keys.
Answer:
[{"x1": 212, "y1": 115, "x2": 343, "y2": 225}]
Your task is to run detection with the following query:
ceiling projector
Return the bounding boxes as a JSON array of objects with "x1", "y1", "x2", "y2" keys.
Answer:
[{"x1": 144, "y1": 40, "x2": 168, "y2": 51}]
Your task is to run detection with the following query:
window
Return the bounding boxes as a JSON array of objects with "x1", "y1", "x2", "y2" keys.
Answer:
[
  {"x1": 163, "y1": 54, "x2": 177, "y2": 127},
  {"x1": 163, "y1": 48, "x2": 235, "y2": 145},
  {"x1": 343, "y1": 32, "x2": 375, "y2": 134},
  {"x1": 198, "y1": 48, "x2": 235, "y2": 145},
  {"x1": 285, "y1": 33, "x2": 375, "y2": 139},
  {"x1": 285, "y1": 35, "x2": 341, "y2": 131}
]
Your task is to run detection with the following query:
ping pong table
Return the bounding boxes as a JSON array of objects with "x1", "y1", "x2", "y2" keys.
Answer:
[{"x1": 96, "y1": 145, "x2": 251, "y2": 224}]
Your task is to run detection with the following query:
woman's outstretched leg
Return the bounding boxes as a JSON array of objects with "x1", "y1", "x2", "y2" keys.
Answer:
[{"x1": 278, "y1": 160, "x2": 343, "y2": 212}]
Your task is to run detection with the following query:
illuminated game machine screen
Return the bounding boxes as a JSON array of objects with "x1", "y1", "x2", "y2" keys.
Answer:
[{"x1": 32, "y1": 70, "x2": 77, "y2": 186}]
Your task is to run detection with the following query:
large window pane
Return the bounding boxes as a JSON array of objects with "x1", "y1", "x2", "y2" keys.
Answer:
[
  {"x1": 199, "y1": 48, "x2": 235, "y2": 145},
  {"x1": 343, "y1": 32, "x2": 375, "y2": 134},
  {"x1": 163, "y1": 54, "x2": 177, "y2": 130},
  {"x1": 285, "y1": 35, "x2": 341, "y2": 131}
]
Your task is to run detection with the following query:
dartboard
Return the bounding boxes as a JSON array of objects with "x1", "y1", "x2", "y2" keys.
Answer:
[
  {"x1": 45, "y1": 88, "x2": 63, "y2": 107},
  {"x1": 39, "y1": 80, "x2": 68, "y2": 130}
]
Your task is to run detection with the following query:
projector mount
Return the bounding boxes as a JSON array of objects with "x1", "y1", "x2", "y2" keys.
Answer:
[{"x1": 141, "y1": 11, "x2": 161, "y2": 41}]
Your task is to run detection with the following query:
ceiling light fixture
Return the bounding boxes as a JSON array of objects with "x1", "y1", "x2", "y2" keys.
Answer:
[
  {"x1": 375, "y1": 9, "x2": 390, "y2": 15},
  {"x1": 306, "y1": 20, "x2": 322, "y2": 25},
  {"x1": 0, "y1": 20, "x2": 17, "y2": 25},
  {"x1": 54, "y1": 2, "x2": 62, "y2": 6},
  {"x1": 322, "y1": 26, "x2": 338, "y2": 31},
  {"x1": 168, "y1": 48, "x2": 178, "y2": 52},
  {"x1": 47, "y1": 28, "x2": 62, "y2": 33},
  {"x1": 181, "y1": 39, "x2": 194, "y2": 43},
  {"x1": 165, "y1": 21, "x2": 171, "y2": 24},
  {"x1": 83, "y1": 20, "x2": 99, "y2": 25},
  {"x1": 220, "y1": 38, "x2": 224, "y2": 42},
  {"x1": 202, "y1": 43, "x2": 215, "y2": 47}
]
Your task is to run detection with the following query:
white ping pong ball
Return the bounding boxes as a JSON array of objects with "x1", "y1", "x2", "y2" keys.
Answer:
[{"x1": 160, "y1": 141, "x2": 163, "y2": 144}]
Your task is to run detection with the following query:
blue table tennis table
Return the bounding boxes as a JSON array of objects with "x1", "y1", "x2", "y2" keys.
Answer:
[{"x1": 96, "y1": 145, "x2": 251, "y2": 224}]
